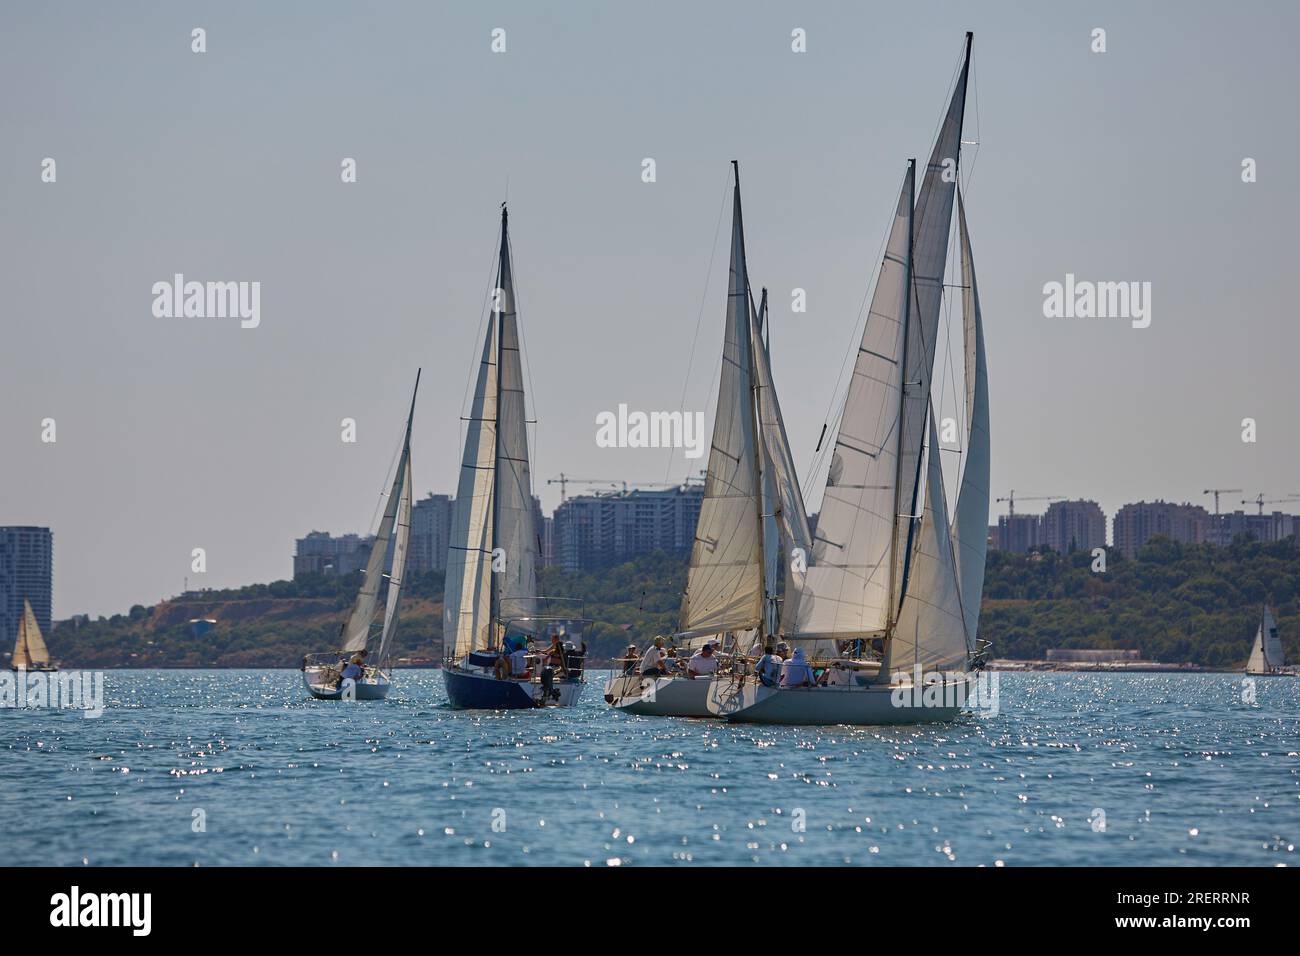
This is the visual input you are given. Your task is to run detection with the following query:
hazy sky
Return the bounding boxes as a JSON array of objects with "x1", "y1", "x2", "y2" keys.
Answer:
[{"x1": 3, "y1": 1, "x2": 1298, "y2": 618}]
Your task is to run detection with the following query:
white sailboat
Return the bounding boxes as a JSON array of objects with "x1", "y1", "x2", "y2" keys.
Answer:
[
  {"x1": 708, "y1": 34, "x2": 987, "y2": 724},
  {"x1": 441, "y1": 205, "x2": 588, "y2": 710},
  {"x1": 302, "y1": 372, "x2": 419, "y2": 701},
  {"x1": 11, "y1": 599, "x2": 57, "y2": 672},
  {"x1": 1245, "y1": 605, "x2": 1291, "y2": 676},
  {"x1": 606, "y1": 162, "x2": 813, "y2": 717}
]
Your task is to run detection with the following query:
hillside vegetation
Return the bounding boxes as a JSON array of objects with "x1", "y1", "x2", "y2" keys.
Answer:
[{"x1": 35, "y1": 537, "x2": 1298, "y2": 669}]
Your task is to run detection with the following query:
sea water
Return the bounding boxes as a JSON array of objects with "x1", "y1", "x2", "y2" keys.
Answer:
[{"x1": 1, "y1": 670, "x2": 1296, "y2": 866}]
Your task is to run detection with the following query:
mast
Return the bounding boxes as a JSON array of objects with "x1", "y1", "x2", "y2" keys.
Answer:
[
  {"x1": 490, "y1": 204, "x2": 507, "y2": 636},
  {"x1": 736, "y1": 161, "x2": 772, "y2": 643},
  {"x1": 888, "y1": 158, "x2": 917, "y2": 632}
]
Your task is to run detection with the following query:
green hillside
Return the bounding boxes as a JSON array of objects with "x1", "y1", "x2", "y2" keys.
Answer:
[{"x1": 32, "y1": 536, "x2": 1299, "y2": 669}]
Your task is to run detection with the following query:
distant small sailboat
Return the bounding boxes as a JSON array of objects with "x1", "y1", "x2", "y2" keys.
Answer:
[
  {"x1": 441, "y1": 205, "x2": 587, "y2": 709},
  {"x1": 708, "y1": 34, "x2": 985, "y2": 725},
  {"x1": 605, "y1": 162, "x2": 819, "y2": 718},
  {"x1": 302, "y1": 372, "x2": 419, "y2": 701},
  {"x1": 11, "y1": 599, "x2": 57, "y2": 672},
  {"x1": 1245, "y1": 605, "x2": 1292, "y2": 676}
]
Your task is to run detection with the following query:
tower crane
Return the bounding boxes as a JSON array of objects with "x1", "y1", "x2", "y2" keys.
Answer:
[
  {"x1": 994, "y1": 490, "x2": 1063, "y2": 518},
  {"x1": 1202, "y1": 488, "x2": 1242, "y2": 516}
]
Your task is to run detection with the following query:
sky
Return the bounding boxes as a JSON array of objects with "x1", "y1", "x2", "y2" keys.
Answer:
[{"x1": 2, "y1": 1, "x2": 1298, "y2": 618}]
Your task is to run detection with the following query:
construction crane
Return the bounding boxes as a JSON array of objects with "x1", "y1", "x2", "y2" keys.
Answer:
[
  {"x1": 1241, "y1": 493, "x2": 1300, "y2": 516},
  {"x1": 995, "y1": 490, "x2": 1063, "y2": 518},
  {"x1": 1202, "y1": 488, "x2": 1242, "y2": 516},
  {"x1": 547, "y1": 474, "x2": 696, "y2": 501}
]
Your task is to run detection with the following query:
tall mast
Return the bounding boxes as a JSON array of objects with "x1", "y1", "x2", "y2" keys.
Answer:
[
  {"x1": 735, "y1": 161, "x2": 772, "y2": 642},
  {"x1": 490, "y1": 203, "x2": 508, "y2": 635},
  {"x1": 888, "y1": 159, "x2": 917, "y2": 632}
]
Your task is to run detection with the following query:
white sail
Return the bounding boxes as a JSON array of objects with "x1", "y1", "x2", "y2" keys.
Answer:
[
  {"x1": 1247, "y1": 606, "x2": 1284, "y2": 673},
  {"x1": 753, "y1": 291, "x2": 782, "y2": 639},
  {"x1": 444, "y1": 221, "x2": 504, "y2": 658},
  {"x1": 792, "y1": 163, "x2": 915, "y2": 640},
  {"x1": 679, "y1": 166, "x2": 765, "y2": 639},
  {"x1": 13, "y1": 599, "x2": 49, "y2": 668},
  {"x1": 886, "y1": 410, "x2": 970, "y2": 675},
  {"x1": 492, "y1": 210, "x2": 539, "y2": 628},
  {"x1": 376, "y1": 454, "x2": 413, "y2": 664},
  {"x1": 892, "y1": 34, "x2": 972, "y2": 601},
  {"x1": 951, "y1": 189, "x2": 990, "y2": 653},
  {"x1": 341, "y1": 375, "x2": 419, "y2": 654}
]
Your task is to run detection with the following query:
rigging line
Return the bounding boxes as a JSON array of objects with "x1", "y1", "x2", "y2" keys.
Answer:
[{"x1": 662, "y1": 169, "x2": 732, "y2": 488}]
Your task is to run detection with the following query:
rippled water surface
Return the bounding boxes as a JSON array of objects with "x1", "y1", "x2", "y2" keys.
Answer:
[{"x1": 1, "y1": 670, "x2": 1297, "y2": 866}]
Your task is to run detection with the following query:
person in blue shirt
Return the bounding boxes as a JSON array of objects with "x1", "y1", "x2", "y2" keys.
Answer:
[
  {"x1": 338, "y1": 654, "x2": 365, "y2": 687},
  {"x1": 755, "y1": 645, "x2": 783, "y2": 686}
]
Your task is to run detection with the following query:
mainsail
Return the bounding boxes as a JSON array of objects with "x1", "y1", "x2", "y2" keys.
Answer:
[
  {"x1": 755, "y1": 291, "x2": 783, "y2": 639},
  {"x1": 341, "y1": 371, "x2": 420, "y2": 658},
  {"x1": 892, "y1": 33, "x2": 973, "y2": 603},
  {"x1": 444, "y1": 206, "x2": 538, "y2": 658},
  {"x1": 492, "y1": 210, "x2": 540, "y2": 627},
  {"x1": 13, "y1": 599, "x2": 50, "y2": 668},
  {"x1": 792, "y1": 162, "x2": 915, "y2": 640},
  {"x1": 951, "y1": 189, "x2": 990, "y2": 653},
  {"x1": 1246, "y1": 606, "x2": 1284, "y2": 673},
  {"x1": 377, "y1": 454, "x2": 413, "y2": 664},
  {"x1": 678, "y1": 163, "x2": 765, "y2": 640}
]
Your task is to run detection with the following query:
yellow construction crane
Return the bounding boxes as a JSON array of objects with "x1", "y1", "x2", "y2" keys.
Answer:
[{"x1": 1241, "y1": 493, "x2": 1300, "y2": 516}]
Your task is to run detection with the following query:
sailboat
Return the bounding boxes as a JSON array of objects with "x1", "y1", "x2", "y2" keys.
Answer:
[
  {"x1": 11, "y1": 599, "x2": 57, "y2": 672},
  {"x1": 605, "y1": 162, "x2": 820, "y2": 718},
  {"x1": 301, "y1": 372, "x2": 419, "y2": 700},
  {"x1": 441, "y1": 205, "x2": 587, "y2": 709},
  {"x1": 708, "y1": 34, "x2": 988, "y2": 725},
  {"x1": 1245, "y1": 605, "x2": 1292, "y2": 676}
]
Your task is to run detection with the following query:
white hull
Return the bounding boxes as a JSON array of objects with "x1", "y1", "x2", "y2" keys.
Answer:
[
  {"x1": 303, "y1": 667, "x2": 392, "y2": 701},
  {"x1": 706, "y1": 674, "x2": 971, "y2": 725},
  {"x1": 604, "y1": 673, "x2": 715, "y2": 717}
]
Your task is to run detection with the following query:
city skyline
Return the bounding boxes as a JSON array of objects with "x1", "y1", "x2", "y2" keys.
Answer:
[{"x1": 3, "y1": 2, "x2": 1298, "y2": 617}]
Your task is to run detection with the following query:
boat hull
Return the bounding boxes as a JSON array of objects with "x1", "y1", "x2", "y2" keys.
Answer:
[
  {"x1": 302, "y1": 668, "x2": 391, "y2": 701},
  {"x1": 442, "y1": 665, "x2": 583, "y2": 710},
  {"x1": 706, "y1": 675, "x2": 969, "y2": 725},
  {"x1": 604, "y1": 673, "x2": 715, "y2": 717}
]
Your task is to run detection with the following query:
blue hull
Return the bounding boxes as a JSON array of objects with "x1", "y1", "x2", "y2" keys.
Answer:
[{"x1": 441, "y1": 666, "x2": 583, "y2": 710}]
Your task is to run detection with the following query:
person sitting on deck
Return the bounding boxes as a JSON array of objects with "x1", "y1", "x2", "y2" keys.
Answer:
[
  {"x1": 337, "y1": 654, "x2": 365, "y2": 688},
  {"x1": 755, "y1": 645, "x2": 783, "y2": 687},
  {"x1": 687, "y1": 642, "x2": 719, "y2": 678},
  {"x1": 622, "y1": 644, "x2": 640, "y2": 675},
  {"x1": 640, "y1": 637, "x2": 668, "y2": 677},
  {"x1": 825, "y1": 660, "x2": 853, "y2": 686},
  {"x1": 779, "y1": 647, "x2": 816, "y2": 688}
]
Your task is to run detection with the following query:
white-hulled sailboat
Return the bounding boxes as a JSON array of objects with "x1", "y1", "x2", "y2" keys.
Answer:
[
  {"x1": 605, "y1": 162, "x2": 821, "y2": 717},
  {"x1": 708, "y1": 34, "x2": 990, "y2": 724},
  {"x1": 302, "y1": 372, "x2": 419, "y2": 700},
  {"x1": 11, "y1": 599, "x2": 57, "y2": 672},
  {"x1": 1245, "y1": 605, "x2": 1292, "y2": 676},
  {"x1": 441, "y1": 205, "x2": 587, "y2": 710}
]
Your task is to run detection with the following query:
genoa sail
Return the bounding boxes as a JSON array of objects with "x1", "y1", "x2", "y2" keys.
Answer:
[
  {"x1": 951, "y1": 189, "x2": 990, "y2": 654},
  {"x1": 678, "y1": 164, "x2": 765, "y2": 640},
  {"x1": 792, "y1": 162, "x2": 915, "y2": 640},
  {"x1": 886, "y1": 410, "x2": 970, "y2": 675}
]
